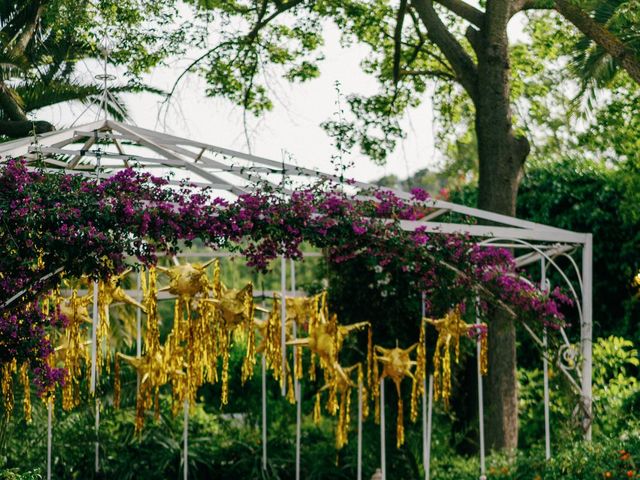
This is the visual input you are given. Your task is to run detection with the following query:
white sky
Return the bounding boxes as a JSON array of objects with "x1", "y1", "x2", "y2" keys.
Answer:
[{"x1": 36, "y1": 13, "x2": 529, "y2": 184}]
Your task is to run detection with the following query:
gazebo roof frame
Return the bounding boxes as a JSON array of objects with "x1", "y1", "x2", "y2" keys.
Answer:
[{"x1": 0, "y1": 118, "x2": 594, "y2": 439}]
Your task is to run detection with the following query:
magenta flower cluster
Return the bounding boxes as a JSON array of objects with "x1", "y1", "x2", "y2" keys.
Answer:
[{"x1": 0, "y1": 160, "x2": 571, "y2": 393}]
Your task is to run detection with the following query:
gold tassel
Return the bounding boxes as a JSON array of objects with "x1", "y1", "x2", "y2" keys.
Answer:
[
  {"x1": 367, "y1": 326, "x2": 373, "y2": 390},
  {"x1": 411, "y1": 319, "x2": 427, "y2": 422},
  {"x1": 309, "y1": 352, "x2": 317, "y2": 382},
  {"x1": 373, "y1": 356, "x2": 380, "y2": 424},
  {"x1": 313, "y1": 392, "x2": 322, "y2": 425},
  {"x1": 241, "y1": 285, "x2": 256, "y2": 383},
  {"x1": 221, "y1": 329, "x2": 230, "y2": 406},
  {"x1": 287, "y1": 373, "x2": 296, "y2": 404},
  {"x1": 1, "y1": 360, "x2": 16, "y2": 418},
  {"x1": 295, "y1": 345, "x2": 303, "y2": 381},
  {"x1": 396, "y1": 395, "x2": 405, "y2": 448},
  {"x1": 480, "y1": 324, "x2": 488, "y2": 376},
  {"x1": 19, "y1": 363, "x2": 31, "y2": 423}
]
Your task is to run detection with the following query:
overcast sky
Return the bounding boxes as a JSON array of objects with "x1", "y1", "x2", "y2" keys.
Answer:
[{"x1": 38, "y1": 13, "x2": 528, "y2": 184}]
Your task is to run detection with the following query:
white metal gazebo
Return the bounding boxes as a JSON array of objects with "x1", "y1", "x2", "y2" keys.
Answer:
[{"x1": 0, "y1": 119, "x2": 594, "y2": 478}]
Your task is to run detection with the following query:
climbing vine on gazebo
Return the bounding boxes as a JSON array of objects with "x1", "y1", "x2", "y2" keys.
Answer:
[{"x1": 0, "y1": 160, "x2": 572, "y2": 394}]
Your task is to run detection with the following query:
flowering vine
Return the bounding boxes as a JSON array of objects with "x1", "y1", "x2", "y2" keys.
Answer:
[{"x1": 0, "y1": 160, "x2": 571, "y2": 393}]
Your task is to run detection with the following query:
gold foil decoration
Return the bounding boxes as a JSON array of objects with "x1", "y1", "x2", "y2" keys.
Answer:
[
  {"x1": 289, "y1": 312, "x2": 369, "y2": 386},
  {"x1": 374, "y1": 343, "x2": 418, "y2": 448},
  {"x1": 19, "y1": 363, "x2": 31, "y2": 423},
  {"x1": 56, "y1": 290, "x2": 92, "y2": 410},
  {"x1": 1, "y1": 359, "x2": 17, "y2": 417},
  {"x1": 426, "y1": 306, "x2": 481, "y2": 407},
  {"x1": 97, "y1": 270, "x2": 147, "y2": 377},
  {"x1": 479, "y1": 323, "x2": 488, "y2": 376},
  {"x1": 410, "y1": 319, "x2": 427, "y2": 422},
  {"x1": 317, "y1": 363, "x2": 359, "y2": 449}
]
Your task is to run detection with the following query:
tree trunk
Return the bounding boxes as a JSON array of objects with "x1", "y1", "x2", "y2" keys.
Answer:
[{"x1": 473, "y1": 8, "x2": 529, "y2": 451}]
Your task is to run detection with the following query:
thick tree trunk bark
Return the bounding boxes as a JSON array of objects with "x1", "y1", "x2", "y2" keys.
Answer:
[{"x1": 472, "y1": 8, "x2": 529, "y2": 451}]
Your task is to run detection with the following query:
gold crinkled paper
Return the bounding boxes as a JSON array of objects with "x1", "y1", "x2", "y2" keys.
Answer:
[{"x1": 373, "y1": 343, "x2": 418, "y2": 448}]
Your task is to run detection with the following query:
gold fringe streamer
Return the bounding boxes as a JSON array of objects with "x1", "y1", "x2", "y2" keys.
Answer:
[
  {"x1": 19, "y1": 363, "x2": 31, "y2": 423},
  {"x1": 1, "y1": 359, "x2": 16, "y2": 418},
  {"x1": 410, "y1": 319, "x2": 427, "y2": 422},
  {"x1": 480, "y1": 323, "x2": 489, "y2": 376},
  {"x1": 314, "y1": 392, "x2": 322, "y2": 425}
]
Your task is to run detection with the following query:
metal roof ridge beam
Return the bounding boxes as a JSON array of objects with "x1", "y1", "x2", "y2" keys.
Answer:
[
  {"x1": 398, "y1": 220, "x2": 589, "y2": 243},
  {"x1": 109, "y1": 122, "x2": 248, "y2": 196}
]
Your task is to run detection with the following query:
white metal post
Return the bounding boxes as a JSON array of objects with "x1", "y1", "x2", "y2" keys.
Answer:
[
  {"x1": 421, "y1": 291, "x2": 432, "y2": 480},
  {"x1": 477, "y1": 339, "x2": 486, "y2": 480},
  {"x1": 91, "y1": 281, "x2": 99, "y2": 474},
  {"x1": 95, "y1": 399, "x2": 100, "y2": 472},
  {"x1": 424, "y1": 375, "x2": 433, "y2": 480},
  {"x1": 90, "y1": 282, "x2": 98, "y2": 394},
  {"x1": 280, "y1": 255, "x2": 287, "y2": 397},
  {"x1": 183, "y1": 400, "x2": 189, "y2": 480},
  {"x1": 262, "y1": 353, "x2": 268, "y2": 471},
  {"x1": 541, "y1": 258, "x2": 551, "y2": 460},
  {"x1": 581, "y1": 235, "x2": 593, "y2": 440},
  {"x1": 291, "y1": 259, "x2": 301, "y2": 480},
  {"x1": 136, "y1": 271, "x2": 142, "y2": 394},
  {"x1": 357, "y1": 380, "x2": 363, "y2": 480},
  {"x1": 380, "y1": 378, "x2": 386, "y2": 480},
  {"x1": 47, "y1": 400, "x2": 52, "y2": 480}
]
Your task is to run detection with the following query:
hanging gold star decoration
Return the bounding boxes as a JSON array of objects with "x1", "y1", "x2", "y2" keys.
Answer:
[
  {"x1": 313, "y1": 362, "x2": 368, "y2": 449},
  {"x1": 157, "y1": 259, "x2": 220, "y2": 407},
  {"x1": 204, "y1": 281, "x2": 260, "y2": 389},
  {"x1": 117, "y1": 340, "x2": 187, "y2": 432},
  {"x1": 97, "y1": 269, "x2": 147, "y2": 379},
  {"x1": 55, "y1": 289, "x2": 92, "y2": 410},
  {"x1": 289, "y1": 312, "x2": 370, "y2": 385},
  {"x1": 425, "y1": 306, "x2": 488, "y2": 408},
  {"x1": 373, "y1": 342, "x2": 418, "y2": 447}
]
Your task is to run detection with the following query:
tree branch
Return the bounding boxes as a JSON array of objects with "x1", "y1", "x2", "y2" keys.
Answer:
[
  {"x1": 434, "y1": 0, "x2": 483, "y2": 27},
  {"x1": 0, "y1": 120, "x2": 54, "y2": 138},
  {"x1": 411, "y1": 0, "x2": 479, "y2": 101},
  {"x1": 7, "y1": 0, "x2": 46, "y2": 58},
  {"x1": 0, "y1": 82, "x2": 28, "y2": 121},
  {"x1": 553, "y1": 0, "x2": 640, "y2": 85},
  {"x1": 393, "y1": 0, "x2": 409, "y2": 85}
]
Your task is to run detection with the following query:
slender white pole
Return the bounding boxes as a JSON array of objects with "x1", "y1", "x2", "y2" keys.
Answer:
[
  {"x1": 477, "y1": 339, "x2": 486, "y2": 480},
  {"x1": 424, "y1": 375, "x2": 433, "y2": 480},
  {"x1": 420, "y1": 291, "x2": 432, "y2": 480},
  {"x1": 136, "y1": 271, "x2": 142, "y2": 394},
  {"x1": 380, "y1": 378, "x2": 386, "y2": 480},
  {"x1": 581, "y1": 234, "x2": 593, "y2": 441},
  {"x1": 183, "y1": 400, "x2": 189, "y2": 480},
  {"x1": 47, "y1": 401, "x2": 52, "y2": 480},
  {"x1": 280, "y1": 255, "x2": 287, "y2": 397},
  {"x1": 90, "y1": 281, "x2": 98, "y2": 394},
  {"x1": 95, "y1": 399, "x2": 100, "y2": 472},
  {"x1": 541, "y1": 258, "x2": 551, "y2": 460},
  {"x1": 291, "y1": 259, "x2": 301, "y2": 480},
  {"x1": 262, "y1": 353, "x2": 268, "y2": 471},
  {"x1": 357, "y1": 380, "x2": 363, "y2": 480}
]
